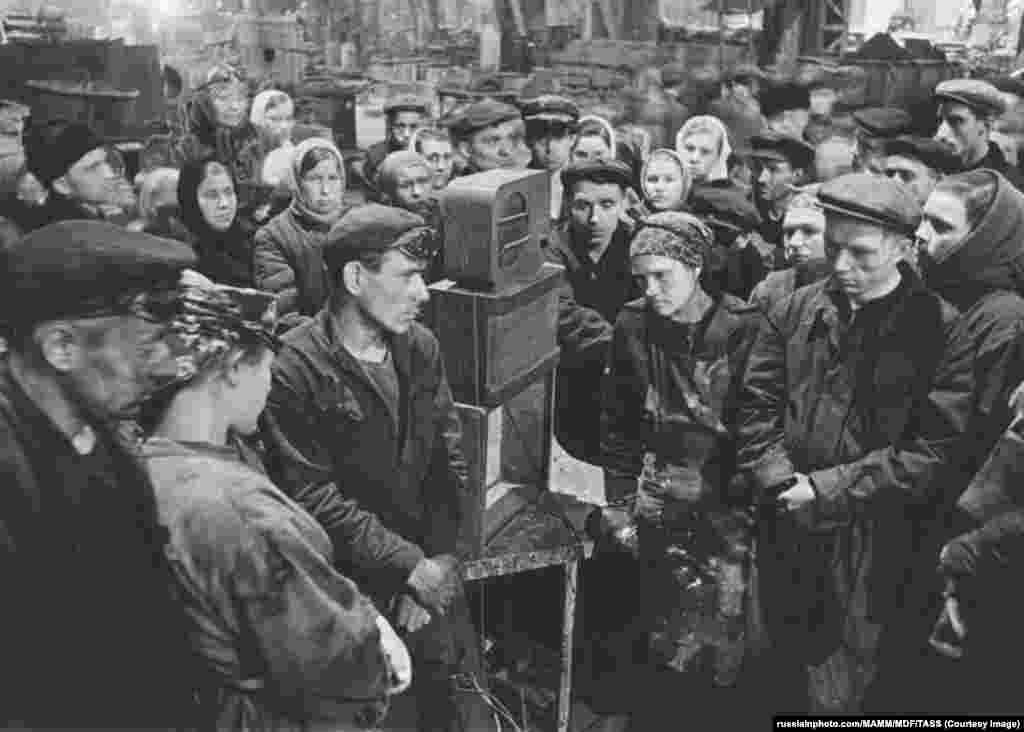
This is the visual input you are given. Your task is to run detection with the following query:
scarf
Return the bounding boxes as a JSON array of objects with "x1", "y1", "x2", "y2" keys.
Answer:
[
  {"x1": 676, "y1": 115, "x2": 733, "y2": 183},
  {"x1": 640, "y1": 148, "x2": 693, "y2": 211},
  {"x1": 287, "y1": 137, "x2": 347, "y2": 229}
]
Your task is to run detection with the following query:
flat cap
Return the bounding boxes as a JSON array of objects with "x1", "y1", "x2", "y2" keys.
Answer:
[
  {"x1": 449, "y1": 98, "x2": 522, "y2": 137},
  {"x1": 688, "y1": 185, "x2": 761, "y2": 233},
  {"x1": 748, "y1": 132, "x2": 815, "y2": 170},
  {"x1": 25, "y1": 119, "x2": 106, "y2": 187},
  {"x1": 934, "y1": 79, "x2": 1006, "y2": 117},
  {"x1": 817, "y1": 172, "x2": 921, "y2": 237},
  {"x1": 883, "y1": 135, "x2": 960, "y2": 174},
  {"x1": 0, "y1": 220, "x2": 196, "y2": 327},
  {"x1": 561, "y1": 158, "x2": 634, "y2": 191},
  {"x1": 324, "y1": 204, "x2": 436, "y2": 274},
  {"x1": 518, "y1": 94, "x2": 580, "y2": 124},
  {"x1": 759, "y1": 81, "x2": 811, "y2": 118},
  {"x1": 852, "y1": 106, "x2": 914, "y2": 138},
  {"x1": 383, "y1": 94, "x2": 430, "y2": 115}
]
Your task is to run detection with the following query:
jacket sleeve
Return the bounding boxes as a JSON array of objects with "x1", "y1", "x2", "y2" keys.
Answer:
[
  {"x1": 253, "y1": 224, "x2": 300, "y2": 316},
  {"x1": 938, "y1": 508, "x2": 1024, "y2": 588},
  {"x1": 600, "y1": 315, "x2": 647, "y2": 484},
  {"x1": 262, "y1": 371, "x2": 425, "y2": 582},
  {"x1": 543, "y1": 247, "x2": 614, "y2": 358}
]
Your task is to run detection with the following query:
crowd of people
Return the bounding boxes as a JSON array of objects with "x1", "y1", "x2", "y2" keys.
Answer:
[{"x1": 0, "y1": 55, "x2": 1023, "y2": 731}]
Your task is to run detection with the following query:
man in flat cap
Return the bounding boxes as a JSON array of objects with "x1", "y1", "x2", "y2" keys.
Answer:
[
  {"x1": 353, "y1": 95, "x2": 431, "y2": 196},
  {"x1": 450, "y1": 97, "x2": 530, "y2": 175},
  {"x1": 882, "y1": 135, "x2": 960, "y2": 205},
  {"x1": 520, "y1": 94, "x2": 580, "y2": 219},
  {"x1": 689, "y1": 185, "x2": 767, "y2": 300},
  {"x1": 736, "y1": 174, "x2": 950, "y2": 714},
  {"x1": 760, "y1": 80, "x2": 812, "y2": 142},
  {"x1": 543, "y1": 158, "x2": 642, "y2": 462},
  {"x1": 748, "y1": 132, "x2": 816, "y2": 260},
  {"x1": 0, "y1": 220, "x2": 204, "y2": 728},
  {"x1": 262, "y1": 204, "x2": 491, "y2": 732},
  {"x1": 934, "y1": 79, "x2": 1022, "y2": 188},
  {"x1": 851, "y1": 106, "x2": 914, "y2": 175}
]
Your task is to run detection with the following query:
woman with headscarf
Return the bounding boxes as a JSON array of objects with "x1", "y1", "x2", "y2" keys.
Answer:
[
  {"x1": 247, "y1": 89, "x2": 296, "y2": 188},
  {"x1": 138, "y1": 275, "x2": 411, "y2": 731},
  {"x1": 641, "y1": 149, "x2": 692, "y2": 213},
  {"x1": 254, "y1": 137, "x2": 347, "y2": 321},
  {"x1": 676, "y1": 115, "x2": 734, "y2": 188},
  {"x1": 572, "y1": 115, "x2": 618, "y2": 164},
  {"x1": 178, "y1": 155, "x2": 256, "y2": 288}
]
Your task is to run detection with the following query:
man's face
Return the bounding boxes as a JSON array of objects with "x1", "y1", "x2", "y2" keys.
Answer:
[
  {"x1": 884, "y1": 154, "x2": 939, "y2": 205},
  {"x1": 357, "y1": 249, "x2": 431, "y2": 335},
  {"x1": 391, "y1": 162, "x2": 433, "y2": 216},
  {"x1": 58, "y1": 147, "x2": 122, "y2": 207},
  {"x1": 227, "y1": 347, "x2": 274, "y2": 436},
  {"x1": 462, "y1": 119, "x2": 527, "y2": 171},
  {"x1": 527, "y1": 120, "x2": 575, "y2": 172},
  {"x1": 632, "y1": 254, "x2": 700, "y2": 320},
  {"x1": 826, "y1": 214, "x2": 904, "y2": 305},
  {"x1": 389, "y1": 111, "x2": 425, "y2": 148},
  {"x1": 419, "y1": 138, "x2": 454, "y2": 189},
  {"x1": 935, "y1": 102, "x2": 989, "y2": 166},
  {"x1": 814, "y1": 138, "x2": 855, "y2": 182},
  {"x1": 754, "y1": 158, "x2": 799, "y2": 208},
  {"x1": 916, "y1": 189, "x2": 971, "y2": 266},
  {"x1": 783, "y1": 206, "x2": 826, "y2": 265},
  {"x1": 568, "y1": 180, "x2": 626, "y2": 249}
]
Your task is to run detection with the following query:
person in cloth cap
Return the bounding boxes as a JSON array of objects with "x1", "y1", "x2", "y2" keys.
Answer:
[
  {"x1": 261, "y1": 204, "x2": 494, "y2": 732},
  {"x1": 748, "y1": 131, "x2": 816, "y2": 256},
  {"x1": 23, "y1": 118, "x2": 134, "y2": 230},
  {"x1": 689, "y1": 184, "x2": 767, "y2": 299},
  {"x1": 760, "y1": 80, "x2": 813, "y2": 142},
  {"x1": 352, "y1": 94, "x2": 431, "y2": 196},
  {"x1": 449, "y1": 97, "x2": 529, "y2": 174},
  {"x1": 373, "y1": 150, "x2": 445, "y2": 281},
  {"x1": 882, "y1": 135, "x2": 960, "y2": 205},
  {"x1": 934, "y1": 79, "x2": 1023, "y2": 188},
  {"x1": 596, "y1": 210, "x2": 760, "y2": 718},
  {"x1": 736, "y1": 172, "x2": 952, "y2": 715},
  {"x1": 851, "y1": 106, "x2": 914, "y2": 175},
  {"x1": 544, "y1": 158, "x2": 642, "y2": 461},
  {"x1": 520, "y1": 94, "x2": 580, "y2": 219},
  {"x1": 136, "y1": 276, "x2": 412, "y2": 731},
  {"x1": 0, "y1": 220, "x2": 208, "y2": 728}
]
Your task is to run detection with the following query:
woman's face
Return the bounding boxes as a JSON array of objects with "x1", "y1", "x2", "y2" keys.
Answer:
[
  {"x1": 644, "y1": 156, "x2": 686, "y2": 211},
  {"x1": 572, "y1": 135, "x2": 612, "y2": 164},
  {"x1": 419, "y1": 138, "x2": 454, "y2": 189},
  {"x1": 917, "y1": 190, "x2": 971, "y2": 265},
  {"x1": 196, "y1": 164, "x2": 237, "y2": 231},
  {"x1": 783, "y1": 206, "x2": 826, "y2": 265},
  {"x1": 299, "y1": 156, "x2": 344, "y2": 215},
  {"x1": 261, "y1": 103, "x2": 295, "y2": 145},
  {"x1": 225, "y1": 348, "x2": 274, "y2": 435},
  {"x1": 209, "y1": 83, "x2": 249, "y2": 128},
  {"x1": 632, "y1": 254, "x2": 701, "y2": 321},
  {"x1": 680, "y1": 130, "x2": 720, "y2": 182}
]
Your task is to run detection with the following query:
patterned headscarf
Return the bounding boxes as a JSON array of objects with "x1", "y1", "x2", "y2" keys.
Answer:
[{"x1": 630, "y1": 211, "x2": 714, "y2": 269}]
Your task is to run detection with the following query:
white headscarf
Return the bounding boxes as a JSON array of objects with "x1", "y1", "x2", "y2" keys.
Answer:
[
  {"x1": 251, "y1": 90, "x2": 296, "y2": 186},
  {"x1": 577, "y1": 114, "x2": 618, "y2": 160},
  {"x1": 640, "y1": 149, "x2": 692, "y2": 211},
  {"x1": 249, "y1": 89, "x2": 294, "y2": 128},
  {"x1": 676, "y1": 115, "x2": 733, "y2": 183}
]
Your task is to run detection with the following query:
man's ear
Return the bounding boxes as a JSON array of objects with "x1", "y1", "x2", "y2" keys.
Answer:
[
  {"x1": 36, "y1": 321, "x2": 80, "y2": 374},
  {"x1": 342, "y1": 260, "x2": 363, "y2": 297},
  {"x1": 51, "y1": 175, "x2": 71, "y2": 198},
  {"x1": 458, "y1": 140, "x2": 472, "y2": 161}
]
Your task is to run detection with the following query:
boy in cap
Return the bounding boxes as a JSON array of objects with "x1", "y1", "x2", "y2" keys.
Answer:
[
  {"x1": 262, "y1": 204, "x2": 492, "y2": 732},
  {"x1": 544, "y1": 158, "x2": 642, "y2": 461},
  {"x1": 882, "y1": 135, "x2": 960, "y2": 205},
  {"x1": 748, "y1": 131, "x2": 816, "y2": 253},
  {"x1": 449, "y1": 98, "x2": 529, "y2": 174},
  {"x1": 520, "y1": 94, "x2": 580, "y2": 219},
  {"x1": 934, "y1": 79, "x2": 1022, "y2": 188},
  {"x1": 851, "y1": 106, "x2": 914, "y2": 175},
  {"x1": 736, "y1": 173, "x2": 950, "y2": 715},
  {"x1": 353, "y1": 94, "x2": 430, "y2": 195},
  {"x1": 0, "y1": 221, "x2": 203, "y2": 728},
  {"x1": 689, "y1": 185, "x2": 767, "y2": 299}
]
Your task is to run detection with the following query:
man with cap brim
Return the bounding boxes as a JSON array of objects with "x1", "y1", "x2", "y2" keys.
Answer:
[
  {"x1": 882, "y1": 135, "x2": 960, "y2": 205},
  {"x1": 520, "y1": 94, "x2": 580, "y2": 220},
  {"x1": 544, "y1": 158, "x2": 642, "y2": 461},
  {"x1": 934, "y1": 79, "x2": 1023, "y2": 188},
  {"x1": 748, "y1": 131, "x2": 816, "y2": 255},
  {"x1": 0, "y1": 220, "x2": 205, "y2": 728},
  {"x1": 760, "y1": 80, "x2": 812, "y2": 141},
  {"x1": 736, "y1": 173, "x2": 951, "y2": 714},
  {"x1": 262, "y1": 204, "x2": 494, "y2": 732},
  {"x1": 352, "y1": 94, "x2": 431, "y2": 195},
  {"x1": 851, "y1": 106, "x2": 914, "y2": 175},
  {"x1": 689, "y1": 184, "x2": 767, "y2": 300},
  {"x1": 449, "y1": 97, "x2": 529, "y2": 174}
]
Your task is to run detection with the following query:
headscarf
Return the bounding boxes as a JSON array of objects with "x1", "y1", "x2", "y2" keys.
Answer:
[
  {"x1": 640, "y1": 149, "x2": 692, "y2": 211},
  {"x1": 186, "y1": 64, "x2": 254, "y2": 165},
  {"x1": 288, "y1": 137, "x2": 347, "y2": 228},
  {"x1": 676, "y1": 115, "x2": 733, "y2": 183},
  {"x1": 577, "y1": 115, "x2": 618, "y2": 160},
  {"x1": 630, "y1": 211, "x2": 713, "y2": 269},
  {"x1": 249, "y1": 89, "x2": 293, "y2": 129},
  {"x1": 375, "y1": 150, "x2": 431, "y2": 201},
  {"x1": 249, "y1": 90, "x2": 295, "y2": 186}
]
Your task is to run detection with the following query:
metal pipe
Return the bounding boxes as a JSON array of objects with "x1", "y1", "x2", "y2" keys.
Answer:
[{"x1": 718, "y1": 0, "x2": 726, "y2": 75}]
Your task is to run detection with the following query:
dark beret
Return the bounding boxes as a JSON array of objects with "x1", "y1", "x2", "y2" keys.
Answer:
[
  {"x1": 883, "y1": 135, "x2": 960, "y2": 175},
  {"x1": 383, "y1": 94, "x2": 430, "y2": 116},
  {"x1": 748, "y1": 132, "x2": 816, "y2": 170},
  {"x1": 759, "y1": 81, "x2": 811, "y2": 118},
  {"x1": 817, "y1": 172, "x2": 921, "y2": 237},
  {"x1": 689, "y1": 185, "x2": 761, "y2": 233},
  {"x1": 852, "y1": 107, "x2": 914, "y2": 138},
  {"x1": 934, "y1": 79, "x2": 1006, "y2": 118},
  {"x1": 449, "y1": 98, "x2": 522, "y2": 137},
  {"x1": 324, "y1": 204, "x2": 430, "y2": 274},
  {"x1": 0, "y1": 220, "x2": 196, "y2": 326},
  {"x1": 518, "y1": 94, "x2": 580, "y2": 124},
  {"x1": 25, "y1": 119, "x2": 105, "y2": 187},
  {"x1": 561, "y1": 158, "x2": 634, "y2": 191}
]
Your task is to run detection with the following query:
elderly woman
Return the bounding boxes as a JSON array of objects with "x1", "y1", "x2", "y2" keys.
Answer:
[
  {"x1": 600, "y1": 212, "x2": 758, "y2": 699},
  {"x1": 409, "y1": 127, "x2": 455, "y2": 191},
  {"x1": 139, "y1": 276, "x2": 411, "y2": 731},
  {"x1": 254, "y1": 138, "x2": 346, "y2": 321},
  {"x1": 248, "y1": 89, "x2": 296, "y2": 187},
  {"x1": 676, "y1": 115, "x2": 733, "y2": 187},
  {"x1": 641, "y1": 149, "x2": 691, "y2": 213}
]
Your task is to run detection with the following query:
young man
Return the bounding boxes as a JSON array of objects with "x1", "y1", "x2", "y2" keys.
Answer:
[
  {"x1": 882, "y1": 135, "x2": 960, "y2": 205},
  {"x1": 748, "y1": 132, "x2": 816, "y2": 254},
  {"x1": 736, "y1": 174, "x2": 950, "y2": 715},
  {"x1": 355, "y1": 95, "x2": 430, "y2": 194},
  {"x1": 543, "y1": 158, "x2": 641, "y2": 462},
  {"x1": 689, "y1": 184, "x2": 766, "y2": 300},
  {"x1": 450, "y1": 97, "x2": 530, "y2": 174},
  {"x1": 262, "y1": 205, "x2": 491, "y2": 732},
  {"x1": 850, "y1": 106, "x2": 914, "y2": 175},
  {"x1": 0, "y1": 221, "x2": 202, "y2": 728},
  {"x1": 520, "y1": 94, "x2": 580, "y2": 220},
  {"x1": 934, "y1": 79, "x2": 1022, "y2": 188}
]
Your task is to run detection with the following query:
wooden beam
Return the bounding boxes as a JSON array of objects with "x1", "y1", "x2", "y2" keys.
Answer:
[{"x1": 595, "y1": 0, "x2": 620, "y2": 39}]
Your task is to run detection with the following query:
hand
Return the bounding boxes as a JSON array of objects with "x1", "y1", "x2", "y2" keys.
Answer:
[
  {"x1": 1010, "y1": 380, "x2": 1024, "y2": 420},
  {"x1": 407, "y1": 554, "x2": 460, "y2": 616},
  {"x1": 929, "y1": 596, "x2": 967, "y2": 660},
  {"x1": 391, "y1": 593, "x2": 432, "y2": 634},
  {"x1": 777, "y1": 474, "x2": 815, "y2": 512},
  {"x1": 634, "y1": 484, "x2": 666, "y2": 524}
]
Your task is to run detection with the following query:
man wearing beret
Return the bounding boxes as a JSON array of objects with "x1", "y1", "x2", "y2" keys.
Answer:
[
  {"x1": 262, "y1": 204, "x2": 492, "y2": 731},
  {"x1": 934, "y1": 79, "x2": 1023, "y2": 188},
  {"x1": 353, "y1": 95, "x2": 430, "y2": 196},
  {"x1": 736, "y1": 174, "x2": 951, "y2": 714},
  {"x1": 543, "y1": 158, "x2": 642, "y2": 461},
  {"x1": 882, "y1": 135, "x2": 960, "y2": 205},
  {"x1": 689, "y1": 185, "x2": 767, "y2": 300},
  {"x1": 851, "y1": 106, "x2": 914, "y2": 175},
  {"x1": 520, "y1": 94, "x2": 579, "y2": 220},
  {"x1": 0, "y1": 221, "x2": 203, "y2": 728},
  {"x1": 23, "y1": 118, "x2": 134, "y2": 230},
  {"x1": 749, "y1": 131, "x2": 815, "y2": 258},
  {"x1": 450, "y1": 98, "x2": 530, "y2": 175}
]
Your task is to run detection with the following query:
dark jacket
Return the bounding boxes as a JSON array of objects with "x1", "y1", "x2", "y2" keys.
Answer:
[
  {"x1": 965, "y1": 142, "x2": 1024, "y2": 191},
  {"x1": 748, "y1": 258, "x2": 832, "y2": 314},
  {"x1": 254, "y1": 207, "x2": 333, "y2": 319},
  {"x1": 0, "y1": 364, "x2": 199, "y2": 728},
  {"x1": 261, "y1": 311, "x2": 474, "y2": 597},
  {"x1": 35, "y1": 191, "x2": 105, "y2": 227}
]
